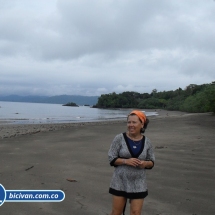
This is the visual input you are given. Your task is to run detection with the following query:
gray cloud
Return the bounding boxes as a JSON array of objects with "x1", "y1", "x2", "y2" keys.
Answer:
[{"x1": 0, "y1": 0, "x2": 215, "y2": 96}]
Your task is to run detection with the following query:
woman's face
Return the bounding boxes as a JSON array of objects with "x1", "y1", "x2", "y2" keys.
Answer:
[{"x1": 127, "y1": 115, "x2": 144, "y2": 136}]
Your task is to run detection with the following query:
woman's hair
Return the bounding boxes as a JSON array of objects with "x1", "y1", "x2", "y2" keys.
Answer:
[
  {"x1": 128, "y1": 113, "x2": 149, "y2": 134},
  {"x1": 141, "y1": 118, "x2": 149, "y2": 133}
]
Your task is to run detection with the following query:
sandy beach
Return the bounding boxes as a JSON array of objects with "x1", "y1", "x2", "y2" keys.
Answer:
[{"x1": 0, "y1": 110, "x2": 214, "y2": 215}]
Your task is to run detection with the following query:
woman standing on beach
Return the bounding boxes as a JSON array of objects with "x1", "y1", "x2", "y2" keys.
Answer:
[{"x1": 108, "y1": 110, "x2": 155, "y2": 215}]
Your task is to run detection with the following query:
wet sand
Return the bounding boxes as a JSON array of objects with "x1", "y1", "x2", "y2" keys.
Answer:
[{"x1": 0, "y1": 110, "x2": 214, "y2": 214}]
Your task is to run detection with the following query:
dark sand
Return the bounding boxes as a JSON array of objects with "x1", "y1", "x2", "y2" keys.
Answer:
[{"x1": 0, "y1": 111, "x2": 215, "y2": 215}]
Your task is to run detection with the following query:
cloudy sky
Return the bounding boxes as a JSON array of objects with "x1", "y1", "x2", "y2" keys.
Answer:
[{"x1": 1, "y1": 0, "x2": 215, "y2": 96}]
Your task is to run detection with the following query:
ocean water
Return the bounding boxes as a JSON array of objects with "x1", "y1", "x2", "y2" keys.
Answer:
[{"x1": 0, "y1": 101, "x2": 158, "y2": 124}]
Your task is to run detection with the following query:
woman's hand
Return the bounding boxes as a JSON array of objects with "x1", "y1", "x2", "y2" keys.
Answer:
[
  {"x1": 139, "y1": 160, "x2": 147, "y2": 168},
  {"x1": 126, "y1": 158, "x2": 142, "y2": 167},
  {"x1": 139, "y1": 160, "x2": 154, "y2": 169}
]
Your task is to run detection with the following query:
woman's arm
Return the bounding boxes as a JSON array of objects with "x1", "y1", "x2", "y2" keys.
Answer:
[
  {"x1": 108, "y1": 134, "x2": 122, "y2": 166},
  {"x1": 142, "y1": 138, "x2": 155, "y2": 169},
  {"x1": 114, "y1": 158, "x2": 142, "y2": 167}
]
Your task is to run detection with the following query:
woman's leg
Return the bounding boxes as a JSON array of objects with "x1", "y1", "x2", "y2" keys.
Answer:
[
  {"x1": 110, "y1": 195, "x2": 127, "y2": 215},
  {"x1": 130, "y1": 199, "x2": 144, "y2": 215}
]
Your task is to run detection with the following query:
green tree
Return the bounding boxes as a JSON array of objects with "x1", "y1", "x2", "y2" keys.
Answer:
[
  {"x1": 180, "y1": 85, "x2": 215, "y2": 113},
  {"x1": 95, "y1": 82, "x2": 215, "y2": 113}
]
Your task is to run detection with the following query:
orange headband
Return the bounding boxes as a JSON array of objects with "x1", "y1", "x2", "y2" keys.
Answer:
[{"x1": 129, "y1": 110, "x2": 146, "y2": 123}]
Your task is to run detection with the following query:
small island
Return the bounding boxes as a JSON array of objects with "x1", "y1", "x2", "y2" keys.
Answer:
[{"x1": 62, "y1": 102, "x2": 79, "y2": 107}]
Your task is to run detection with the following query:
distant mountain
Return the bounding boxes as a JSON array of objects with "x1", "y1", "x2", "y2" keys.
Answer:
[{"x1": 0, "y1": 95, "x2": 98, "y2": 106}]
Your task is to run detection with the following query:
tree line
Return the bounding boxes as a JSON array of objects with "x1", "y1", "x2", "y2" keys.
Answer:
[{"x1": 94, "y1": 82, "x2": 215, "y2": 113}]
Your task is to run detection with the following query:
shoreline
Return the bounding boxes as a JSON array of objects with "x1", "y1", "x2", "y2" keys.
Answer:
[
  {"x1": 0, "y1": 109, "x2": 185, "y2": 139},
  {"x1": 0, "y1": 119, "x2": 127, "y2": 139},
  {"x1": 0, "y1": 109, "x2": 210, "y2": 139}
]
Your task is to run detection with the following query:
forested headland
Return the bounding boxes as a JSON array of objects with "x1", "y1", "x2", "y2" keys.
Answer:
[{"x1": 94, "y1": 82, "x2": 215, "y2": 113}]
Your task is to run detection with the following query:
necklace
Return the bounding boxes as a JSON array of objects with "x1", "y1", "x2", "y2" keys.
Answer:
[
  {"x1": 127, "y1": 133, "x2": 142, "y2": 149},
  {"x1": 132, "y1": 140, "x2": 142, "y2": 148}
]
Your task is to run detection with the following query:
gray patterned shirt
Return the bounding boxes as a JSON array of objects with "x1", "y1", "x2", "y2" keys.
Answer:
[{"x1": 108, "y1": 133, "x2": 155, "y2": 196}]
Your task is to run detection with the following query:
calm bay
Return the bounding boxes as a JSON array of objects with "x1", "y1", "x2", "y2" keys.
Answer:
[{"x1": 0, "y1": 101, "x2": 157, "y2": 124}]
